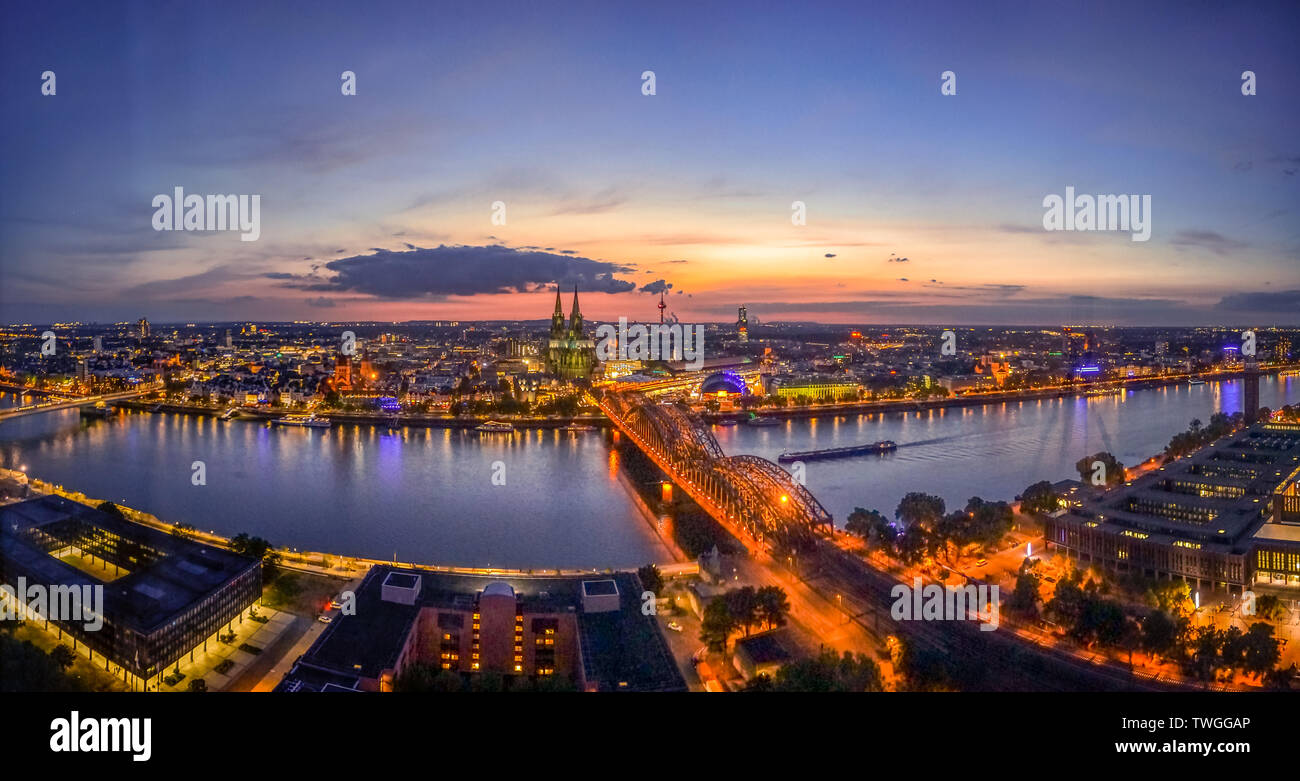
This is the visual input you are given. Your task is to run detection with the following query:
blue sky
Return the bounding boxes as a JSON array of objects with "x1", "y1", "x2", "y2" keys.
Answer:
[{"x1": 2, "y1": 0, "x2": 1298, "y2": 325}]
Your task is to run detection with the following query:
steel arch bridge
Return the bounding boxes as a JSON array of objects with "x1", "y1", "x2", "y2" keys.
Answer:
[{"x1": 597, "y1": 392, "x2": 831, "y2": 546}]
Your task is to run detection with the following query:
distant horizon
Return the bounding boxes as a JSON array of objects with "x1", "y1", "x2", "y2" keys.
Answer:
[{"x1": 9, "y1": 316, "x2": 1300, "y2": 331}]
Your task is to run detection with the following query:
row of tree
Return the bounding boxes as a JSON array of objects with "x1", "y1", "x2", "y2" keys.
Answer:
[
  {"x1": 1164, "y1": 413, "x2": 1245, "y2": 460},
  {"x1": 744, "y1": 648, "x2": 883, "y2": 692},
  {"x1": 1009, "y1": 562, "x2": 1292, "y2": 685},
  {"x1": 844, "y1": 492, "x2": 1015, "y2": 566}
]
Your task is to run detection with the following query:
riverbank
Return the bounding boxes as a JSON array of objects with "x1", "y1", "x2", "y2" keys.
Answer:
[
  {"x1": 701, "y1": 364, "x2": 1300, "y2": 423},
  {"x1": 117, "y1": 399, "x2": 612, "y2": 430},
  {"x1": 14, "y1": 473, "x2": 691, "y2": 579}
]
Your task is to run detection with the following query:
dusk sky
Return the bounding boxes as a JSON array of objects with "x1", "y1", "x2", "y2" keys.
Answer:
[{"x1": 2, "y1": 0, "x2": 1298, "y2": 326}]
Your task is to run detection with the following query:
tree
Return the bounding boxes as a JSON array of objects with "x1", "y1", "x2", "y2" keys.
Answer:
[
  {"x1": 895, "y1": 492, "x2": 946, "y2": 527},
  {"x1": 229, "y1": 533, "x2": 282, "y2": 576},
  {"x1": 764, "y1": 648, "x2": 883, "y2": 692},
  {"x1": 699, "y1": 598, "x2": 737, "y2": 652},
  {"x1": 1017, "y1": 480, "x2": 1059, "y2": 515},
  {"x1": 1254, "y1": 594, "x2": 1285, "y2": 622},
  {"x1": 1264, "y1": 663, "x2": 1297, "y2": 691},
  {"x1": 1146, "y1": 580, "x2": 1193, "y2": 618},
  {"x1": 755, "y1": 585, "x2": 790, "y2": 630},
  {"x1": 1075, "y1": 452, "x2": 1125, "y2": 486},
  {"x1": 637, "y1": 564, "x2": 664, "y2": 596},
  {"x1": 1240, "y1": 622, "x2": 1281, "y2": 678},
  {"x1": 844, "y1": 507, "x2": 892, "y2": 550},
  {"x1": 725, "y1": 586, "x2": 761, "y2": 637},
  {"x1": 49, "y1": 644, "x2": 77, "y2": 671},
  {"x1": 1140, "y1": 610, "x2": 1178, "y2": 661},
  {"x1": 1007, "y1": 571, "x2": 1041, "y2": 618},
  {"x1": 96, "y1": 501, "x2": 126, "y2": 520}
]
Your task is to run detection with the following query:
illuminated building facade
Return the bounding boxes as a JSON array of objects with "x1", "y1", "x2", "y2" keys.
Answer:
[
  {"x1": 0, "y1": 495, "x2": 261, "y2": 691},
  {"x1": 1044, "y1": 422, "x2": 1300, "y2": 592},
  {"x1": 277, "y1": 567, "x2": 685, "y2": 692}
]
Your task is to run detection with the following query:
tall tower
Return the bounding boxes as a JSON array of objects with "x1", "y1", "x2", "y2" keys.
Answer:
[
  {"x1": 568, "y1": 285, "x2": 584, "y2": 337},
  {"x1": 359, "y1": 350, "x2": 375, "y2": 388},
  {"x1": 334, "y1": 352, "x2": 352, "y2": 390},
  {"x1": 658, "y1": 291, "x2": 667, "y2": 325},
  {"x1": 737, "y1": 305, "x2": 749, "y2": 343},
  {"x1": 550, "y1": 287, "x2": 566, "y2": 339},
  {"x1": 1244, "y1": 355, "x2": 1260, "y2": 422}
]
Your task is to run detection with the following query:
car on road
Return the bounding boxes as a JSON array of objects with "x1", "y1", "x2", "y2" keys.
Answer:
[
  {"x1": 976, "y1": 558, "x2": 988, "y2": 567},
  {"x1": 317, "y1": 615, "x2": 332, "y2": 624},
  {"x1": 667, "y1": 621, "x2": 683, "y2": 632},
  {"x1": 1043, "y1": 575, "x2": 1056, "y2": 583}
]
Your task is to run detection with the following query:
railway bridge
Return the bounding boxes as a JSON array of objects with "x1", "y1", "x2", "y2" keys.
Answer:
[{"x1": 595, "y1": 391, "x2": 831, "y2": 549}]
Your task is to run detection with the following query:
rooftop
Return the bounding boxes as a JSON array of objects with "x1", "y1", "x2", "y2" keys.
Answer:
[{"x1": 0, "y1": 494, "x2": 260, "y2": 634}]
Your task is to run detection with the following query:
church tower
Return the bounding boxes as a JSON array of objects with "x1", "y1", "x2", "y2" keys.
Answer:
[{"x1": 545, "y1": 285, "x2": 596, "y2": 381}]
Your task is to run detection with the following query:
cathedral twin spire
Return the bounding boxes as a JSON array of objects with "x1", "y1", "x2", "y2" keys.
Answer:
[{"x1": 550, "y1": 285, "x2": 584, "y2": 339}]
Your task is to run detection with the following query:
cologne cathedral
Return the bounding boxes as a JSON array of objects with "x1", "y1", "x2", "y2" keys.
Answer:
[{"x1": 546, "y1": 286, "x2": 596, "y2": 381}]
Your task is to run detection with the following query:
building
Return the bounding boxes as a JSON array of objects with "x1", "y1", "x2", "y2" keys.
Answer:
[
  {"x1": 767, "y1": 375, "x2": 861, "y2": 401},
  {"x1": 136, "y1": 318, "x2": 151, "y2": 340},
  {"x1": 0, "y1": 495, "x2": 261, "y2": 691},
  {"x1": 332, "y1": 352, "x2": 352, "y2": 391},
  {"x1": 737, "y1": 305, "x2": 749, "y2": 343},
  {"x1": 1043, "y1": 422, "x2": 1300, "y2": 593},
  {"x1": 1243, "y1": 357, "x2": 1260, "y2": 421},
  {"x1": 545, "y1": 287, "x2": 596, "y2": 381},
  {"x1": 276, "y1": 566, "x2": 685, "y2": 692},
  {"x1": 733, "y1": 628, "x2": 796, "y2": 680}
]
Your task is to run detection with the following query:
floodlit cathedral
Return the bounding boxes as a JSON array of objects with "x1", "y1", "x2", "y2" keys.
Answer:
[{"x1": 546, "y1": 286, "x2": 596, "y2": 381}]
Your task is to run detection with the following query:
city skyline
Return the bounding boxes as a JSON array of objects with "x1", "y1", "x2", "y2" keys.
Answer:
[{"x1": 3, "y1": 0, "x2": 1299, "y2": 325}]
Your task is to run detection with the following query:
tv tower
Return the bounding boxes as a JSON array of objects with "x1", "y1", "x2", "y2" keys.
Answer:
[{"x1": 658, "y1": 290, "x2": 667, "y2": 324}]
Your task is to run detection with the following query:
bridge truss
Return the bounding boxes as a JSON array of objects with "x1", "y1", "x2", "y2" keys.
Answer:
[{"x1": 599, "y1": 392, "x2": 832, "y2": 548}]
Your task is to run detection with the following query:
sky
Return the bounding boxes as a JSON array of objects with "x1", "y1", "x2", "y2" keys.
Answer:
[{"x1": 2, "y1": 0, "x2": 1298, "y2": 326}]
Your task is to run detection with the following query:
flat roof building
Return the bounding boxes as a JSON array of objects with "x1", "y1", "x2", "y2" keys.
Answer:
[
  {"x1": 1044, "y1": 422, "x2": 1300, "y2": 593},
  {"x1": 276, "y1": 566, "x2": 685, "y2": 692},
  {"x1": 0, "y1": 494, "x2": 261, "y2": 690}
]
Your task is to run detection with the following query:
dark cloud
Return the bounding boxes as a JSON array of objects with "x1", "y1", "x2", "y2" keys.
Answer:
[
  {"x1": 640, "y1": 279, "x2": 674, "y2": 294},
  {"x1": 263, "y1": 272, "x2": 296, "y2": 279},
  {"x1": 825, "y1": 253, "x2": 837, "y2": 258},
  {"x1": 294, "y1": 244, "x2": 636, "y2": 299},
  {"x1": 305, "y1": 297, "x2": 337, "y2": 308},
  {"x1": 1217, "y1": 289, "x2": 1300, "y2": 312},
  {"x1": 887, "y1": 254, "x2": 909, "y2": 262}
]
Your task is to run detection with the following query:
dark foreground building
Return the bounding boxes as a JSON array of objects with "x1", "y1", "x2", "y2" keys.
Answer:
[
  {"x1": 1044, "y1": 422, "x2": 1300, "y2": 594},
  {"x1": 276, "y1": 566, "x2": 685, "y2": 692},
  {"x1": 0, "y1": 494, "x2": 261, "y2": 690}
]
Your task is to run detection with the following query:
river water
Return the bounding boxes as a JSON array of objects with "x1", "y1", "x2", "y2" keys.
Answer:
[{"x1": 1, "y1": 375, "x2": 1295, "y2": 567}]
